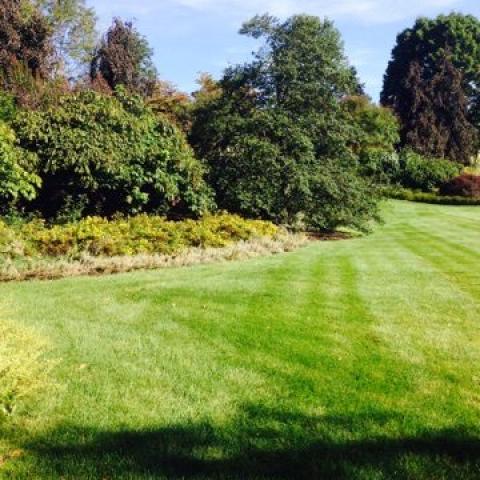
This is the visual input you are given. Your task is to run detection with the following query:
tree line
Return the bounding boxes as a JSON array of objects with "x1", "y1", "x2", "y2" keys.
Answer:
[{"x1": 0, "y1": 0, "x2": 478, "y2": 231}]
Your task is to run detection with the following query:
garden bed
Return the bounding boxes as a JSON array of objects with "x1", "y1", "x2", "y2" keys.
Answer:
[{"x1": 0, "y1": 214, "x2": 307, "y2": 281}]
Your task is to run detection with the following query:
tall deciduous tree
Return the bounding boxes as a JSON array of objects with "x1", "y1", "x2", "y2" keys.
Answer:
[
  {"x1": 90, "y1": 19, "x2": 157, "y2": 97},
  {"x1": 192, "y1": 73, "x2": 222, "y2": 108},
  {"x1": 191, "y1": 14, "x2": 378, "y2": 231},
  {"x1": 33, "y1": 0, "x2": 97, "y2": 77},
  {"x1": 147, "y1": 80, "x2": 192, "y2": 132}
]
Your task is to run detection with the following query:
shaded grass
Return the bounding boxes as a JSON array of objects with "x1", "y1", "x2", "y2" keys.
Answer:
[{"x1": 1, "y1": 200, "x2": 480, "y2": 479}]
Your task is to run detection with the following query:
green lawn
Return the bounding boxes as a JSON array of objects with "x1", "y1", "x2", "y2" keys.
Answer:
[{"x1": 2, "y1": 200, "x2": 480, "y2": 479}]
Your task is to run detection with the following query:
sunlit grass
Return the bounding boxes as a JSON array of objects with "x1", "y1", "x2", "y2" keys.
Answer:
[{"x1": 1, "y1": 200, "x2": 480, "y2": 479}]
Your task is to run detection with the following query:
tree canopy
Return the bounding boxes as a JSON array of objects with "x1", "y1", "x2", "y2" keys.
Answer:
[
  {"x1": 381, "y1": 13, "x2": 480, "y2": 162},
  {"x1": 90, "y1": 18, "x2": 157, "y2": 97},
  {"x1": 34, "y1": 0, "x2": 97, "y2": 77},
  {"x1": 191, "y1": 14, "x2": 378, "y2": 231}
]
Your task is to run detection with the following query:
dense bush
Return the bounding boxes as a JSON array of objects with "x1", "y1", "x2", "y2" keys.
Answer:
[
  {"x1": 439, "y1": 174, "x2": 480, "y2": 198},
  {"x1": 0, "y1": 318, "x2": 52, "y2": 418},
  {"x1": 397, "y1": 150, "x2": 461, "y2": 191},
  {"x1": 344, "y1": 97, "x2": 400, "y2": 151},
  {"x1": 0, "y1": 213, "x2": 278, "y2": 258},
  {"x1": 194, "y1": 102, "x2": 378, "y2": 231},
  {"x1": 359, "y1": 149, "x2": 400, "y2": 184},
  {"x1": 14, "y1": 88, "x2": 213, "y2": 220},
  {"x1": 0, "y1": 121, "x2": 40, "y2": 210}
]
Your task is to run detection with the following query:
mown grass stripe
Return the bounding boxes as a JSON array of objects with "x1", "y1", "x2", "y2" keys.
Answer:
[{"x1": 2, "y1": 201, "x2": 480, "y2": 479}]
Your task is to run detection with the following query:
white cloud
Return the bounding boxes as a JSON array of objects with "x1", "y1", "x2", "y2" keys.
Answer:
[{"x1": 100, "y1": 0, "x2": 463, "y2": 24}]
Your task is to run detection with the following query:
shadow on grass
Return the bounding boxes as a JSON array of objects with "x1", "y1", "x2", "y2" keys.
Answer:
[{"x1": 22, "y1": 405, "x2": 480, "y2": 479}]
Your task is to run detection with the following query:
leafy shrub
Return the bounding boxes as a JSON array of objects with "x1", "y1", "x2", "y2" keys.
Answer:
[
  {"x1": 344, "y1": 96, "x2": 401, "y2": 184},
  {"x1": 0, "y1": 121, "x2": 40, "y2": 211},
  {"x1": 1, "y1": 214, "x2": 279, "y2": 258},
  {"x1": 193, "y1": 104, "x2": 379, "y2": 232},
  {"x1": 0, "y1": 318, "x2": 52, "y2": 418},
  {"x1": 343, "y1": 96, "x2": 400, "y2": 155},
  {"x1": 439, "y1": 174, "x2": 480, "y2": 198},
  {"x1": 14, "y1": 88, "x2": 213, "y2": 220},
  {"x1": 0, "y1": 91, "x2": 16, "y2": 122},
  {"x1": 359, "y1": 149, "x2": 400, "y2": 183},
  {"x1": 397, "y1": 150, "x2": 461, "y2": 191}
]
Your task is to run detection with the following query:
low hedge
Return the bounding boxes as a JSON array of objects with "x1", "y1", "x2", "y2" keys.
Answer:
[
  {"x1": 0, "y1": 214, "x2": 279, "y2": 259},
  {"x1": 385, "y1": 188, "x2": 480, "y2": 206}
]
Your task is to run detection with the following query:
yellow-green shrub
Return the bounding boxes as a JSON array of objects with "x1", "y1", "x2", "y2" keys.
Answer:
[
  {"x1": 2, "y1": 214, "x2": 279, "y2": 259},
  {"x1": 0, "y1": 318, "x2": 52, "y2": 418}
]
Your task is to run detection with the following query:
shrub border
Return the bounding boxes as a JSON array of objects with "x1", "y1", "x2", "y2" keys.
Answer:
[
  {"x1": 0, "y1": 234, "x2": 308, "y2": 282},
  {"x1": 384, "y1": 188, "x2": 480, "y2": 206}
]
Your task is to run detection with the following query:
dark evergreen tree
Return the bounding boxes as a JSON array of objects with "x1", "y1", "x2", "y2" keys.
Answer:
[
  {"x1": 90, "y1": 18, "x2": 156, "y2": 96},
  {"x1": 396, "y1": 56, "x2": 476, "y2": 164},
  {"x1": 428, "y1": 56, "x2": 477, "y2": 164},
  {"x1": 401, "y1": 60, "x2": 440, "y2": 158},
  {"x1": 382, "y1": 14, "x2": 480, "y2": 125}
]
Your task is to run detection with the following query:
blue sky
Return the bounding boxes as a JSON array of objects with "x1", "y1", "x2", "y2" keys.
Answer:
[{"x1": 88, "y1": 0, "x2": 480, "y2": 101}]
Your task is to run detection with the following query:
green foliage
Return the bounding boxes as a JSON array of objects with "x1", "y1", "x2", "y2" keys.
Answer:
[
  {"x1": 397, "y1": 150, "x2": 461, "y2": 192},
  {"x1": 344, "y1": 96, "x2": 400, "y2": 153},
  {"x1": 0, "y1": 92, "x2": 16, "y2": 122},
  {"x1": 0, "y1": 317, "x2": 51, "y2": 418},
  {"x1": 385, "y1": 187, "x2": 480, "y2": 205},
  {"x1": 0, "y1": 213, "x2": 278, "y2": 258},
  {"x1": 343, "y1": 96, "x2": 400, "y2": 183},
  {"x1": 194, "y1": 109, "x2": 313, "y2": 222},
  {"x1": 239, "y1": 14, "x2": 361, "y2": 117},
  {"x1": 33, "y1": 0, "x2": 97, "y2": 77},
  {"x1": 191, "y1": 14, "x2": 378, "y2": 232},
  {"x1": 14, "y1": 88, "x2": 213, "y2": 219},
  {"x1": 358, "y1": 149, "x2": 401, "y2": 184},
  {"x1": 0, "y1": 121, "x2": 40, "y2": 210}
]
